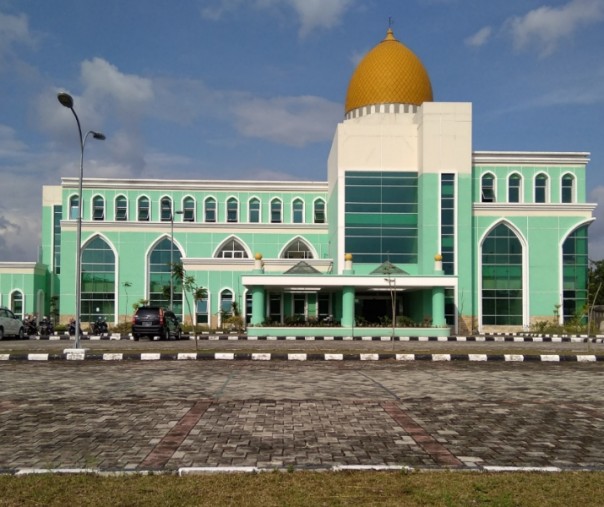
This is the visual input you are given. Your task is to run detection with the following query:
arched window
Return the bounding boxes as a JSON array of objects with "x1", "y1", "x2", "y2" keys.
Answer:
[
  {"x1": 149, "y1": 238, "x2": 182, "y2": 315},
  {"x1": 92, "y1": 196, "x2": 105, "y2": 221},
  {"x1": 508, "y1": 174, "x2": 521, "y2": 203},
  {"x1": 481, "y1": 223, "x2": 523, "y2": 326},
  {"x1": 481, "y1": 173, "x2": 495, "y2": 202},
  {"x1": 292, "y1": 199, "x2": 304, "y2": 223},
  {"x1": 535, "y1": 174, "x2": 548, "y2": 203},
  {"x1": 69, "y1": 195, "x2": 79, "y2": 220},
  {"x1": 196, "y1": 295, "x2": 209, "y2": 325},
  {"x1": 81, "y1": 237, "x2": 115, "y2": 322},
  {"x1": 271, "y1": 198, "x2": 282, "y2": 223},
  {"x1": 183, "y1": 196, "x2": 195, "y2": 222},
  {"x1": 314, "y1": 199, "x2": 326, "y2": 223},
  {"x1": 562, "y1": 226, "x2": 588, "y2": 322},
  {"x1": 204, "y1": 197, "x2": 216, "y2": 223},
  {"x1": 248, "y1": 198, "x2": 260, "y2": 223},
  {"x1": 561, "y1": 174, "x2": 575, "y2": 204},
  {"x1": 160, "y1": 197, "x2": 172, "y2": 221},
  {"x1": 10, "y1": 290, "x2": 23, "y2": 319},
  {"x1": 216, "y1": 238, "x2": 248, "y2": 258},
  {"x1": 138, "y1": 197, "x2": 150, "y2": 221},
  {"x1": 282, "y1": 238, "x2": 314, "y2": 259},
  {"x1": 220, "y1": 289, "x2": 234, "y2": 316},
  {"x1": 227, "y1": 197, "x2": 239, "y2": 223},
  {"x1": 115, "y1": 195, "x2": 128, "y2": 221}
]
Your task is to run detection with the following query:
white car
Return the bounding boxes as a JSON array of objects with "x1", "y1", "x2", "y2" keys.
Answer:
[{"x1": 0, "y1": 307, "x2": 25, "y2": 340}]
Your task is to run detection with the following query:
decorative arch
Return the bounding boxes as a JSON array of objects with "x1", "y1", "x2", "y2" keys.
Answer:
[
  {"x1": 292, "y1": 198, "x2": 304, "y2": 224},
  {"x1": 115, "y1": 195, "x2": 128, "y2": 221},
  {"x1": 68, "y1": 193, "x2": 79, "y2": 220},
  {"x1": 226, "y1": 196, "x2": 239, "y2": 223},
  {"x1": 534, "y1": 173, "x2": 549, "y2": 203},
  {"x1": 204, "y1": 196, "x2": 217, "y2": 223},
  {"x1": 479, "y1": 220, "x2": 527, "y2": 329},
  {"x1": 481, "y1": 172, "x2": 496, "y2": 202},
  {"x1": 10, "y1": 289, "x2": 24, "y2": 319},
  {"x1": 247, "y1": 196, "x2": 261, "y2": 223},
  {"x1": 160, "y1": 196, "x2": 173, "y2": 222},
  {"x1": 137, "y1": 195, "x2": 151, "y2": 222},
  {"x1": 92, "y1": 194, "x2": 105, "y2": 221},
  {"x1": 279, "y1": 236, "x2": 316, "y2": 259},
  {"x1": 80, "y1": 234, "x2": 117, "y2": 323},
  {"x1": 213, "y1": 236, "x2": 251, "y2": 259},
  {"x1": 270, "y1": 198, "x2": 283, "y2": 223},
  {"x1": 313, "y1": 197, "x2": 326, "y2": 223},
  {"x1": 182, "y1": 196, "x2": 196, "y2": 222},
  {"x1": 147, "y1": 236, "x2": 183, "y2": 315},
  {"x1": 561, "y1": 173, "x2": 575, "y2": 204},
  {"x1": 507, "y1": 173, "x2": 522, "y2": 203}
]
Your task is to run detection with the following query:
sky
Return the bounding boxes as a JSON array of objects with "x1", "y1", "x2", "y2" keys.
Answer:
[{"x1": 1, "y1": 0, "x2": 604, "y2": 262}]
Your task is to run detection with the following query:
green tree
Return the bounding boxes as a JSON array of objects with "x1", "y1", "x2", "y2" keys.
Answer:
[
  {"x1": 171, "y1": 262, "x2": 207, "y2": 351},
  {"x1": 589, "y1": 259, "x2": 604, "y2": 306}
]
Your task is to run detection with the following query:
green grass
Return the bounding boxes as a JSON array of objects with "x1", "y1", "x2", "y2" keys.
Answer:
[{"x1": 0, "y1": 471, "x2": 603, "y2": 506}]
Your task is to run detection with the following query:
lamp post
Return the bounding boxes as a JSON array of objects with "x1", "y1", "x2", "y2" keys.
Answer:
[
  {"x1": 57, "y1": 92, "x2": 105, "y2": 349},
  {"x1": 170, "y1": 210, "x2": 183, "y2": 310}
]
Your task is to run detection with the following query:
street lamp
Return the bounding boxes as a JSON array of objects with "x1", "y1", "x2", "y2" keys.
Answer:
[
  {"x1": 170, "y1": 209, "x2": 183, "y2": 310},
  {"x1": 57, "y1": 92, "x2": 105, "y2": 349}
]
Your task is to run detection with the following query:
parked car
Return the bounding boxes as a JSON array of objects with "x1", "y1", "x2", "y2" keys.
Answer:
[
  {"x1": 0, "y1": 307, "x2": 25, "y2": 340},
  {"x1": 131, "y1": 306, "x2": 181, "y2": 341}
]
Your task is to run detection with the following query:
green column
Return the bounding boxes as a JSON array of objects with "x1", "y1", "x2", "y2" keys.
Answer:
[
  {"x1": 251, "y1": 286, "x2": 265, "y2": 326},
  {"x1": 341, "y1": 286, "x2": 355, "y2": 328},
  {"x1": 432, "y1": 286, "x2": 445, "y2": 327}
]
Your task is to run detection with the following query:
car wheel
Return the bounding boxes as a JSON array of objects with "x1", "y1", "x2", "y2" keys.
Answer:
[
  {"x1": 18, "y1": 327, "x2": 25, "y2": 340},
  {"x1": 133, "y1": 334, "x2": 139, "y2": 341},
  {"x1": 163, "y1": 328, "x2": 170, "y2": 341},
  {"x1": 0, "y1": 327, "x2": 4, "y2": 340}
]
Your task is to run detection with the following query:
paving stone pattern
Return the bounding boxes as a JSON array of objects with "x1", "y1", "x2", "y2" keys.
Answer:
[{"x1": 0, "y1": 362, "x2": 602, "y2": 472}]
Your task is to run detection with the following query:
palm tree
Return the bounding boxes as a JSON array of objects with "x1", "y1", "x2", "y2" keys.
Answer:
[{"x1": 171, "y1": 262, "x2": 207, "y2": 351}]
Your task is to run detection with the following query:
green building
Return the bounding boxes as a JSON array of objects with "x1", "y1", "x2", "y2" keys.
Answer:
[{"x1": 0, "y1": 29, "x2": 595, "y2": 336}]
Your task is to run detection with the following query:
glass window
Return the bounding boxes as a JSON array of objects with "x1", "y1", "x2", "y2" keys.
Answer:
[
  {"x1": 562, "y1": 175, "x2": 574, "y2": 204},
  {"x1": 535, "y1": 174, "x2": 548, "y2": 203},
  {"x1": 481, "y1": 224, "x2": 523, "y2": 325},
  {"x1": 440, "y1": 173, "x2": 455, "y2": 275},
  {"x1": 115, "y1": 196, "x2": 127, "y2": 221},
  {"x1": 562, "y1": 226, "x2": 588, "y2": 322},
  {"x1": 271, "y1": 199, "x2": 282, "y2": 223},
  {"x1": 227, "y1": 198, "x2": 239, "y2": 223},
  {"x1": 249, "y1": 198, "x2": 260, "y2": 223},
  {"x1": 196, "y1": 297, "x2": 208, "y2": 325},
  {"x1": 292, "y1": 199, "x2": 304, "y2": 223},
  {"x1": 53, "y1": 205, "x2": 62, "y2": 274},
  {"x1": 138, "y1": 197, "x2": 150, "y2": 222},
  {"x1": 220, "y1": 290, "x2": 233, "y2": 316},
  {"x1": 508, "y1": 174, "x2": 521, "y2": 203},
  {"x1": 292, "y1": 294, "x2": 306, "y2": 319},
  {"x1": 93, "y1": 196, "x2": 104, "y2": 221},
  {"x1": 160, "y1": 197, "x2": 172, "y2": 222},
  {"x1": 205, "y1": 198, "x2": 216, "y2": 223},
  {"x1": 81, "y1": 237, "x2": 115, "y2": 322},
  {"x1": 69, "y1": 195, "x2": 79, "y2": 220},
  {"x1": 11, "y1": 291, "x2": 23, "y2": 319},
  {"x1": 183, "y1": 197, "x2": 195, "y2": 222},
  {"x1": 282, "y1": 239, "x2": 313, "y2": 259},
  {"x1": 268, "y1": 293, "x2": 282, "y2": 323},
  {"x1": 216, "y1": 238, "x2": 248, "y2": 258},
  {"x1": 481, "y1": 174, "x2": 495, "y2": 203},
  {"x1": 148, "y1": 238, "x2": 182, "y2": 315},
  {"x1": 314, "y1": 199, "x2": 325, "y2": 224}
]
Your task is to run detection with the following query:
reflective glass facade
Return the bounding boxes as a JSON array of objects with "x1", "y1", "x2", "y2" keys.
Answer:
[
  {"x1": 345, "y1": 171, "x2": 418, "y2": 264},
  {"x1": 81, "y1": 236, "x2": 115, "y2": 321},
  {"x1": 562, "y1": 226, "x2": 588, "y2": 322},
  {"x1": 149, "y1": 239, "x2": 182, "y2": 314}
]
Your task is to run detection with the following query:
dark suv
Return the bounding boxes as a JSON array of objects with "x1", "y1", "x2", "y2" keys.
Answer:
[{"x1": 131, "y1": 306, "x2": 181, "y2": 341}]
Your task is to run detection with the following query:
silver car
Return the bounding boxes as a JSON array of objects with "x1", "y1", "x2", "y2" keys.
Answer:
[{"x1": 0, "y1": 307, "x2": 25, "y2": 339}]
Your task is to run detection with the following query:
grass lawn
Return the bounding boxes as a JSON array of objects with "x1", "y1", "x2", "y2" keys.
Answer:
[{"x1": 1, "y1": 471, "x2": 603, "y2": 506}]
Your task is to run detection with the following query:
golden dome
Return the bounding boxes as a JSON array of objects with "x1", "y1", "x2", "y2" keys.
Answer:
[{"x1": 345, "y1": 28, "x2": 433, "y2": 114}]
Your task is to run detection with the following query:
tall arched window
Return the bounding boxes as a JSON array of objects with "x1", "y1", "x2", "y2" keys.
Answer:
[
  {"x1": 535, "y1": 174, "x2": 548, "y2": 203},
  {"x1": 561, "y1": 174, "x2": 575, "y2": 204},
  {"x1": 271, "y1": 198, "x2": 282, "y2": 223},
  {"x1": 314, "y1": 199, "x2": 326, "y2": 223},
  {"x1": 183, "y1": 196, "x2": 195, "y2": 222},
  {"x1": 149, "y1": 238, "x2": 182, "y2": 315},
  {"x1": 204, "y1": 197, "x2": 216, "y2": 223},
  {"x1": 69, "y1": 195, "x2": 79, "y2": 220},
  {"x1": 508, "y1": 174, "x2": 521, "y2": 203},
  {"x1": 81, "y1": 237, "x2": 115, "y2": 322},
  {"x1": 562, "y1": 226, "x2": 588, "y2": 323},
  {"x1": 10, "y1": 290, "x2": 23, "y2": 319},
  {"x1": 115, "y1": 195, "x2": 128, "y2": 221},
  {"x1": 227, "y1": 197, "x2": 239, "y2": 223},
  {"x1": 138, "y1": 197, "x2": 150, "y2": 221},
  {"x1": 282, "y1": 238, "x2": 313, "y2": 259},
  {"x1": 248, "y1": 198, "x2": 260, "y2": 223},
  {"x1": 481, "y1": 223, "x2": 523, "y2": 326},
  {"x1": 216, "y1": 238, "x2": 248, "y2": 258},
  {"x1": 220, "y1": 289, "x2": 234, "y2": 316},
  {"x1": 292, "y1": 199, "x2": 304, "y2": 223},
  {"x1": 160, "y1": 197, "x2": 172, "y2": 221},
  {"x1": 93, "y1": 196, "x2": 105, "y2": 220},
  {"x1": 481, "y1": 173, "x2": 495, "y2": 202}
]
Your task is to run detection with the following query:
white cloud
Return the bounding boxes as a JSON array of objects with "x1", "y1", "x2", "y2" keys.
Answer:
[
  {"x1": 465, "y1": 26, "x2": 492, "y2": 48},
  {"x1": 231, "y1": 95, "x2": 340, "y2": 146},
  {"x1": 200, "y1": 0, "x2": 354, "y2": 36},
  {"x1": 0, "y1": 125, "x2": 26, "y2": 157},
  {"x1": 0, "y1": 11, "x2": 32, "y2": 55},
  {"x1": 506, "y1": 0, "x2": 604, "y2": 56}
]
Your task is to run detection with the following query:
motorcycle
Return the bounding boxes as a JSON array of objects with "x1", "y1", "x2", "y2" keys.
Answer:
[
  {"x1": 39, "y1": 316, "x2": 54, "y2": 338},
  {"x1": 22, "y1": 315, "x2": 38, "y2": 336},
  {"x1": 68, "y1": 318, "x2": 82, "y2": 337},
  {"x1": 91, "y1": 316, "x2": 108, "y2": 337}
]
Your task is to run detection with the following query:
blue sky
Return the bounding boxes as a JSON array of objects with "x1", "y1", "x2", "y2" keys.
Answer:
[{"x1": 1, "y1": 0, "x2": 604, "y2": 261}]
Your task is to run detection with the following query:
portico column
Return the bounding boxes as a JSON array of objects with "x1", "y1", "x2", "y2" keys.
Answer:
[
  {"x1": 341, "y1": 286, "x2": 355, "y2": 328},
  {"x1": 251, "y1": 286, "x2": 265, "y2": 326},
  {"x1": 432, "y1": 286, "x2": 445, "y2": 327}
]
